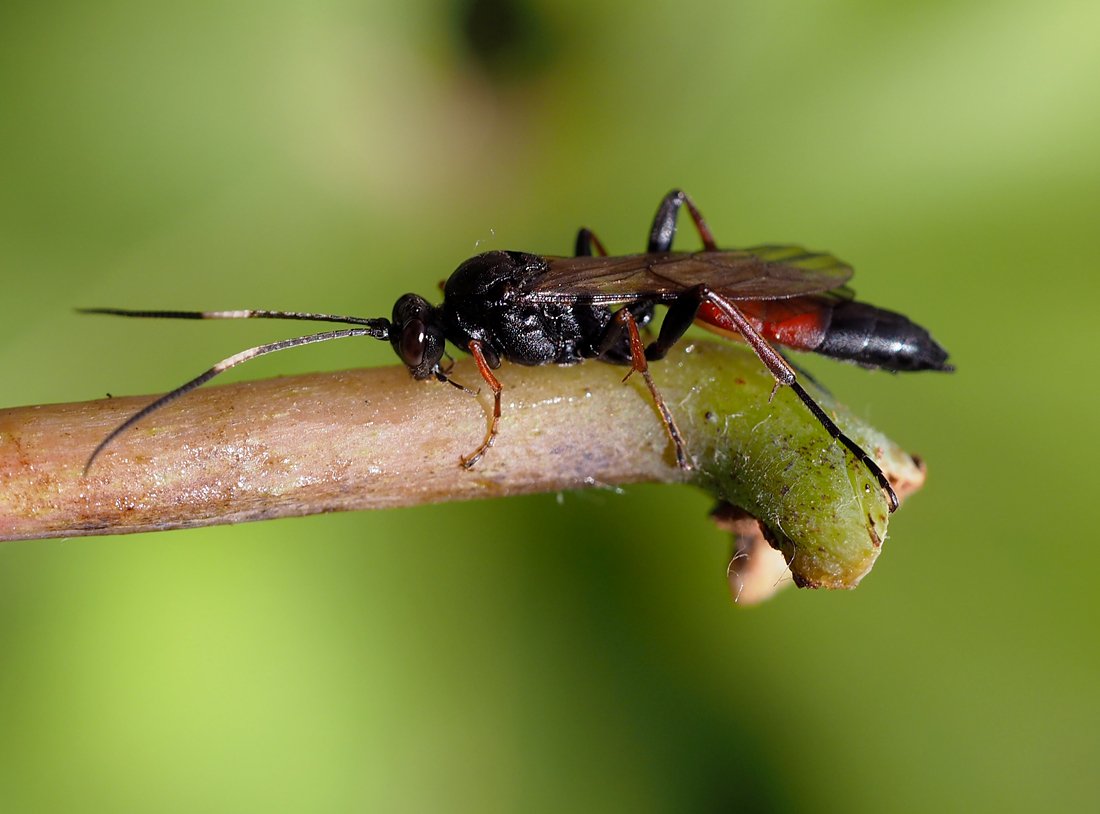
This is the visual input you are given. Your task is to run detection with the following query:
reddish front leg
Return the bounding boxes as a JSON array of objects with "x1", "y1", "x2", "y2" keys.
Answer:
[{"x1": 460, "y1": 339, "x2": 503, "y2": 469}]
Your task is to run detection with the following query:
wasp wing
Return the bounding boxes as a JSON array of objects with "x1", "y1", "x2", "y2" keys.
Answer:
[{"x1": 525, "y1": 246, "x2": 853, "y2": 305}]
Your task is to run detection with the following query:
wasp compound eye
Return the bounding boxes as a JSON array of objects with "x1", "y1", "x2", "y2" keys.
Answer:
[{"x1": 399, "y1": 319, "x2": 426, "y2": 368}]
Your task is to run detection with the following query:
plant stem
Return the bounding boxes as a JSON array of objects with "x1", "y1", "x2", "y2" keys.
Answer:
[{"x1": 0, "y1": 342, "x2": 925, "y2": 593}]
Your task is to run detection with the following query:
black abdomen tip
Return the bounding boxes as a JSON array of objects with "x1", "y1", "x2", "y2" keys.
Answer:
[{"x1": 816, "y1": 300, "x2": 952, "y2": 372}]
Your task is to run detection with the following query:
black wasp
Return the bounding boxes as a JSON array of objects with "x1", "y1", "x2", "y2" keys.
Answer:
[{"x1": 83, "y1": 190, "x2": 952, "y2": 511}]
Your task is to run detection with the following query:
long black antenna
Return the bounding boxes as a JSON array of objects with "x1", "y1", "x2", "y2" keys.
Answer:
[
  {"x1": 82, "y1": 315, "x2": 391, "y2": 473},
  {"x1": 78, "y1": 307, "x2": 389, "y2": 328}
]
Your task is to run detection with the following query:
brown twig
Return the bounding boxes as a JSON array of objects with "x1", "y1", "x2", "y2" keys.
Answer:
[
  {"x1": 0, "y1": 342, "x2": 926, "y2": 599},
  {"x1": 1, "y1": 355, "x2": 686, "y2": 541}
]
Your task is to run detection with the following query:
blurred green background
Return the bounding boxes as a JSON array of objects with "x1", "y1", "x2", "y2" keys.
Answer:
[{"x1": 2, "y1": 0, "x2": 1097, "y2": 810}]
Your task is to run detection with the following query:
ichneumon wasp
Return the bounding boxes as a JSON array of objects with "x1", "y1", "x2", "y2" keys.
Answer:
[{"x1": 83, "y1": 190, "x2": 952, "y2": 511}]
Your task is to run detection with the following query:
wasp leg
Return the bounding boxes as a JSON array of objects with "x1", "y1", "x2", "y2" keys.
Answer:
[
  {"x1": 648, "y1": 189, "x2": 718, "y2": 253},
  {"x1": 643, "y1": 288, "x2": 700, "y2": 362},
  {"x1": 574, "y1": 228, "x2": 610, "y2": 257},
  {"x1": 589, "y1": 300, "x2": 655, "y2": 365},
  {"x1": 460, "y1": 339, "x2": 504, "y2": 469},
  {"x1": 577, "y1": 228, "x2": 663, "y2": 348},
  {"x1": 575, "y1": 224, "x2": 653, "y2": 354},
  {"x1": 647, "y1": 286, "x2": 794, "y2": 381},
  {"x1": 599, "y1": 309, "x2": 691, "y2": 470},
  {"x1": 646, "y1": 285, "x2": 898, "y2": 511},
  {"x1": 779, "y1": 349, "x2": 832, "y2": 398}
]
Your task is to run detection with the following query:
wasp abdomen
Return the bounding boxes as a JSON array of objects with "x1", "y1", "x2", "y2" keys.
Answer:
[{"x1": 815, "y1": 300, "x2": 952, "y2": 372}]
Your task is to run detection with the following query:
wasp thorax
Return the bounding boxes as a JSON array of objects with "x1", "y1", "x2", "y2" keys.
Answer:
[{"x1": 391, "y1": 294, "x2": 445, "y2": 379}]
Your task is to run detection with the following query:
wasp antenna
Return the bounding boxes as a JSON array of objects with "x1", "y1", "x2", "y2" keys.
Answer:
[
  {"x1": 78, "y1": 307, "x2": 391, "y2": 334},
  {"x1": 84, "y1": 326, "x2": 382, "y2": 474}
]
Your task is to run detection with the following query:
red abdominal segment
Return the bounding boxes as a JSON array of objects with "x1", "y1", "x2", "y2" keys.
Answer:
[{"x1": 695, "y1": 298, "x2": 830, "y2": 352}]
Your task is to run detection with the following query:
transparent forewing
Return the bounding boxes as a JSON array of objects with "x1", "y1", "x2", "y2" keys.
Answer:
[{"x1": 525, "y1": 246, "x2": 854, "y2": 304}]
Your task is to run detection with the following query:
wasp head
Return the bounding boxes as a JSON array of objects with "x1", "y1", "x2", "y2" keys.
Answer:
[{"x1": 391, "y1": 294, "x2": 446, "y2": 379}]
